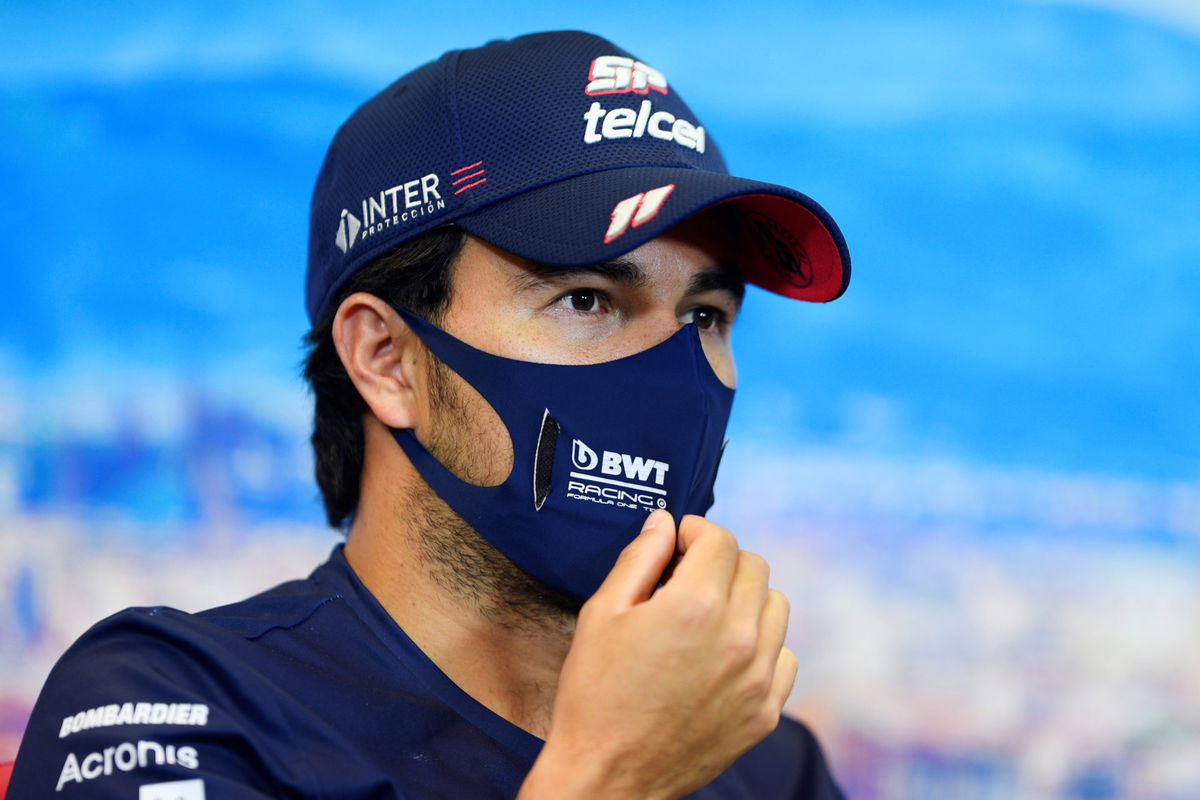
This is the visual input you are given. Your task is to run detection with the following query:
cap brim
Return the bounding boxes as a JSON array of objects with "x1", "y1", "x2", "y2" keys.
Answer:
[{"x1": 456, "y1": 166, "x2": 850, "y2": 303}]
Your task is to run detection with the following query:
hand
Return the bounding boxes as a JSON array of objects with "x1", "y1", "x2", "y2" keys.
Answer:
[{"x1": 518, "y1": 510, "x2": 797, "y2": 800}]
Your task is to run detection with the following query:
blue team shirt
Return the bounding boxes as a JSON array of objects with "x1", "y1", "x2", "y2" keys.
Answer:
[{"x1": 10, "y1": 546, "x2": 844, "y2": 798}]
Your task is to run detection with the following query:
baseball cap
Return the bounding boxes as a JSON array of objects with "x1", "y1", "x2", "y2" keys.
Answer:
[{"x1": 306, "y1": 30, "x2": 850, "y2": 325}]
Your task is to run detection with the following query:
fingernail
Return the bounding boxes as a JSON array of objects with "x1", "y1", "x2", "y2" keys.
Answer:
[{"x1": 641, "y1": 510, "x2": 661, "y2": 532}]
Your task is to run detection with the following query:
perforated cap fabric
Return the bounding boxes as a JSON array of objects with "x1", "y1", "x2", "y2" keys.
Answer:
[{"x1": 306, "y1": 30, "x2": 851, "y2": 325}]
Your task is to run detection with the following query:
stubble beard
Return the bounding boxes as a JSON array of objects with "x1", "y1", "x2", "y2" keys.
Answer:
[{"x1": 411, "y1": 352, "x2": 581, "y2": 633}]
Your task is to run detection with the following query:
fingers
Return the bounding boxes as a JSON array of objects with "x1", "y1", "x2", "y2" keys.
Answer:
[
  {"x1": 760, "y1": 592, "x2": 794, "y2": 716},
  {"x1": 674, "y1": 513, "x2": 715, "y2": 554},
  {"x1": 598, "y1": 509, "x2": 794, "y2": 711},
  {"x1": 662, "y1": 515, "x2": 738, "y2": 596},
  {"x1": 758, "y1": 588, "x2": 789, "y2": 664},
  {"x1": 768, "y1": 646, "x2": 799, "y2": 713},
  {"x1": 726, "y1": 551, "x2": 770, "y2": 621},
  {"x1": 589, "y1": 509, "x2": 677, "y2": 609}
]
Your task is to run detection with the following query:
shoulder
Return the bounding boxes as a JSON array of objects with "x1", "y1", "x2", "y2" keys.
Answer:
[
  {"x1": 757, "y1": 715, "x2": 845, "y2": 799},
  {"x1": 9, "y1": 552, "x2": 351, "y2": 797},
  {"x1": 42, "y1": 559, "x2": 345, "y2": 698},
  {"x1": 697, "y1": 714, "x2": 845, "y2": 799}
]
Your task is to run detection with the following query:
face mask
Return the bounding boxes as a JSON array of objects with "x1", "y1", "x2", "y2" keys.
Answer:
[{"x1": 389, "y1": 306, "x2": 735, "y2": 600}]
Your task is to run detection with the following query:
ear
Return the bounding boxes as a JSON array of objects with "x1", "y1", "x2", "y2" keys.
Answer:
[{"x1": 332, "y1": 292, "x2": 426, "y2": 430}]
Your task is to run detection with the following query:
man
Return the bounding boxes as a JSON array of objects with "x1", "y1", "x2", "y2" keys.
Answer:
[{"x1": 10, "y1": 31, "x2": 850, "y2": 798}]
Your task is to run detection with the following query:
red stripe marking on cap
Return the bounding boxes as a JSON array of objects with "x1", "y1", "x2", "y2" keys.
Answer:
[
  {"x1": 454, "y1": 178, "x2": 488, "y2": 195},
  {"x1": 452, "y1": 170, "x2": 486, "y2": 185}
]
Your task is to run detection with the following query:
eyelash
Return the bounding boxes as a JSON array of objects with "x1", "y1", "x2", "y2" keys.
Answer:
[
  {"x1": 558, "y1": 288, "x2": 609, "y2": 314},
  {"x1": 554, "y1": 289, "x2": 728, "y2": 330}
]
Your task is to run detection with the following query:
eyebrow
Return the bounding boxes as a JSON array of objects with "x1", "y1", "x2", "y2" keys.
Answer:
[
  {"x1": 516, "y1": 257, "x2": 746, "y2": 306},
  {"x1": 687, "y1": 263, "x2": 746, "y2": 306},
  {"x1": 517, "y1": 257, "x2": 649, "y2": 289}
]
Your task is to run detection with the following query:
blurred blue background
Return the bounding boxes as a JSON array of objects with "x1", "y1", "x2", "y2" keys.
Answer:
[{"x1": 2, "y1": 1, "x2": 1198, "y2": 797}]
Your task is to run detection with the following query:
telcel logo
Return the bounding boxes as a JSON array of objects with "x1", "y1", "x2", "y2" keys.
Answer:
[
  {"x1": 571, "y1": 439, "x2": 670, "y2": 486},
  {"x1": 580, "y1": 54, "x2": 705, "y2": 154}
]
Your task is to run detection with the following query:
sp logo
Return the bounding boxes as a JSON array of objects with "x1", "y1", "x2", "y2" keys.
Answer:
[
  {"x1": 585, "y1": 56, "x2": 669, "y2": 96},
  {"x1": 572, "y1": 439, "x2": 599, "y2": 471}
]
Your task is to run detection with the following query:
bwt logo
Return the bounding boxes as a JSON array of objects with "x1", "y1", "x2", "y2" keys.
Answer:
[
  {"x1": 585, "y1": 56, "x2": 669, "y2": 96},
  {"x1": 572, "y1": 439, "x2": 670, "y2": 485}
]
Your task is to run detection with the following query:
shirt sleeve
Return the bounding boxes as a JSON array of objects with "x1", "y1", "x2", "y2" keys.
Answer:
[{"x1": 8, "y1": 608, "x2": 310, "y2": 799}]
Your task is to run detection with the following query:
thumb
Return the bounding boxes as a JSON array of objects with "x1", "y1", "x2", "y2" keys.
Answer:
[{"x1": 590, "y1": 509, "x2": 677, "y2": 609}]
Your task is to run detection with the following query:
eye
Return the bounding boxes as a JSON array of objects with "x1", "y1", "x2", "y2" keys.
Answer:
[
  {"x1": 558, "y1": 289, "x2": 608, "y2": 313},
  {"x1": 689, "y1": 306, "x2": 725, "y2": 330}
]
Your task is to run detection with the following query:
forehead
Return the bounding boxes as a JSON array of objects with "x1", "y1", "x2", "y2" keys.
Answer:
[{"x1": 630, "y1": 206, "x2": 741, "y2": 278}]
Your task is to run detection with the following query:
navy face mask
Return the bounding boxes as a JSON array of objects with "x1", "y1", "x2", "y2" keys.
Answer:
[{"x1": 389, "y1": 306, "x2": 735, "y2": 600}]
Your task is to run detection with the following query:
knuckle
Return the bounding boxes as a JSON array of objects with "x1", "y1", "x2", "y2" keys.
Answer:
[
  {"x1": 680, "y1": 515, "x2": 737, "y2": 549},
  {"x1": 741, "y1": 550, "x2": 768, "y2": 578},
  {"x1": 768, "y1": 588, "x2": 790, "y2": 616},
  {"x1": 780, "y1": 645, "x2": 798, "y2": 671},
  {"x1": 742, "y1": 670, "x2": 771, "y2": 700},
  {"x1": 713, "y1": 524, "x2": 738, "y2": 551},
  {"x1": 755, "y1": 705, "x2": 782, "y2": 737},
  {"x1": 677, "y1": 514, "x2": 704, "y2": 544},
  {"x1": 726, "y1": 624, "x2": 759, "y2": 663}
]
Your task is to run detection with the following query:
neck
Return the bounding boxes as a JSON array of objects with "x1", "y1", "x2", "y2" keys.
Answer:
[{"x1": 345, "y1": 456, "x2": 578, "y2": 739}]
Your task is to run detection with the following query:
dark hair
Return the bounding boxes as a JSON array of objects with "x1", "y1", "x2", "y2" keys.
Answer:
[{"x1": 303, "y1": 226, "x2": 466, "y2": 529}]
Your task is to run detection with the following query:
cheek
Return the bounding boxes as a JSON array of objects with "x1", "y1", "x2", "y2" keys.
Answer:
[
  {"x1": 700, "y1": 338, "x2": 737, "y2": 389},
  {"x1": 425, "y1": 361, "x2": 515, "y2": 487}
]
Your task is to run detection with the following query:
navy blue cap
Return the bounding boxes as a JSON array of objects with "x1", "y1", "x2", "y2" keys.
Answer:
[{"x1": 306, "y1": 30, "x2": 850, "y2": 325}]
